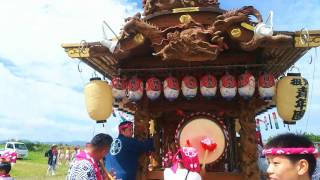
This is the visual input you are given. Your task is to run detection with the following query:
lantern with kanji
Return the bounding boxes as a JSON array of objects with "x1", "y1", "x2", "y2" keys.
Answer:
[
  {"x1": 127, "y1": 77, "x2": 144, "y2": 101},
  {"x1": 238, "y1": 72, "x2": 255, "y2": 99},
  {"x1": 276, "y1": 73, "x2": 308, "y2": 122},
  {"x1": 146, "y1": 77, "x2": 161, "y2": 100},
  {"x1": 112, "y1": 77, "x2": 127, "y2": 101},
  {"x1": 163, "y1": 76, "x2": 180, "y2": 101},
  {"x1": 181, "y1": 75, "x2": 198, "y2": 99},
  {"x1": 200, "y1": 74, "x2": 217, "y2": 99},
  {"x1": 84, "y1": 77, "x2": 113, "y2": 123},
  {"x1": 258, "y1": 73, "x2": 276, "y2": 100},
  {"x1": 219, "y1": 74, "x2": 237, "y2": 100}
]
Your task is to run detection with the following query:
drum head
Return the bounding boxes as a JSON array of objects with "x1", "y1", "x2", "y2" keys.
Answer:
[{"x1": 177, "y1": 116, "x2": 227, "y2": 164}]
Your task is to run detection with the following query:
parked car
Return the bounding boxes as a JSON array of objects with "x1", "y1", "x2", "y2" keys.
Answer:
[{"x1": 1, "y1": 142, "x2": 28, "y2": 159}]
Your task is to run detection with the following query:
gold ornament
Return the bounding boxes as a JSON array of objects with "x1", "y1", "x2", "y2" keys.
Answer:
[
  {"x1": 134, "y1": 33, "x2": 145, "y2": 44},
  {"x1": 149, "y1": 119, "x2": 155, "y2": 136},
  {"x1": 231, "y1": 28, "x2": 242, "y2": 38},
  {"x1": 179, "y1": 14, "x2": 192, "y2": 24}
]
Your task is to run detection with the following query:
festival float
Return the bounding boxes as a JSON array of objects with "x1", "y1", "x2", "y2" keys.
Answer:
[{"x1": 62, "y1": 1, "x2": 320, "y2": 179}]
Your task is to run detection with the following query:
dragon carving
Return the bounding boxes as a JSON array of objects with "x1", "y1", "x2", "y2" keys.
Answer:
[
  {"x1": 143, "y1": 0, "x2": 219, "y2": 16},
  {"x1": 120, "y1": 6, "x2": 292, "y2": 62}
]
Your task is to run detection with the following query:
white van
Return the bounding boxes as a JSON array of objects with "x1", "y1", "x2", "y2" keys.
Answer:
[{"x1": 4, "y1": 142, "x2": 28, "y2": 159}]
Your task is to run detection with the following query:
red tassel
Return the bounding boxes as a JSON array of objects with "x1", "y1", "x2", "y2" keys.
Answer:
[{"x1": 176, "y1": 109, "x2": 185, "y2": 117}]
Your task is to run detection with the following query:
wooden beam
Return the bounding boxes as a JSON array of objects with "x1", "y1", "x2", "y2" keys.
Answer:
[
  {"x1": 147, "y1": 97, "x2": 242, "y2": 117},
  {"x1": 295, "y1": 30, "x2": 320, "y2": 47},
  {"x1": 120, "y1": 52, "x2": 258, "y2": 69},
  {"x1": 64, "y1": 47, "x2": 90, "y2": 58}
]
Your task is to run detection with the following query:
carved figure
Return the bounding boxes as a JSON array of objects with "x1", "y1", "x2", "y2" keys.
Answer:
[
  {"x1": 122, "y1": 18, "x2": 227, "y2": 61},
  {"x1": 120, "y1": 6, "x2": 292, "y2": 61}
]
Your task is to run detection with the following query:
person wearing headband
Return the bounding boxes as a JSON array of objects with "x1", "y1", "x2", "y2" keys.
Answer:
[
  {"x1": 104, "y1": 121, "x2": 154, "y2": 180},
  {"x1": 0, "y1": 161, "x2": 13, "y2": 180},
  {"x1": 66, "y1": 133, "x2": 113, "y2": 180},
  {"x1": 263, "y1": 133, "x2": 318, "y2": 180}
]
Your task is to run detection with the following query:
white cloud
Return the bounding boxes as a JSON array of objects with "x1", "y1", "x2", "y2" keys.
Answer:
[
  {"x1": 0, "y1": 0, "x2": 139, "y2": 65},
  {"x1": 0, "y1": 0, "x2": 139, "y2": 141},
  {"x1": 0, "y1": 0, "x2": 320, "y2": 142}
]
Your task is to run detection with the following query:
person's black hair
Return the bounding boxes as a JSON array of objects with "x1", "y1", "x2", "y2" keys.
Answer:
[
  {"x1": 0, "y1": 162, "x2": 11, "y2": 174},
  {"x1": 265, "y1": 133, "x2": 316, "y2": 177},
  {"x1": 118, "y1": 121, "x2": 133, "y2": 128},
  {"x1": 90, "y1": 133, "x2": 113, "y2": 150}
]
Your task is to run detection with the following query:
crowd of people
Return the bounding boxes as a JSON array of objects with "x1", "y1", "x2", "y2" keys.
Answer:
[
  {"x1": 0, "y1": 120, "x2": 319, "y2": 180},
  {"x1": 1, "y1": 120, "x2": 319, "y2": 180},
  {"x1": 45, "y1": 144, "x2": 81, "y2": 176},
  {"x1": 59, "y1": 120, "x2": 319, "y2": 180}
]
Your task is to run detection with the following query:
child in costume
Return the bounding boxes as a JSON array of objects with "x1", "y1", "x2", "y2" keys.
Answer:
[
  {"x1": 0, "y1": 162, "x2": 13, "y2": 180},
  {"x1": 0, "y1": 154, "x2": 15, "y2": 180},
  {"x1": 164, "y1": 146, "x2": 202, "y2": 180},
  {"x1": 263, "y1": 133, "x2": 318, "y2": 180}
]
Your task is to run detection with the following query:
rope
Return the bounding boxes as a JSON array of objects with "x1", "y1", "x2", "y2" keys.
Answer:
[
  {"x1": 78, "y1": 40, "x2": 88, "y2": 57},
  {"x1": 305, "y1": 47, "x2": 318, "y2": 131},
  {"x1": 102, "y1": 21, "x2": 120, "y2": 41}
]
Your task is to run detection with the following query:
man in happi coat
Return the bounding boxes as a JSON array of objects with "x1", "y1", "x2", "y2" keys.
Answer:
[
  {"x1": 104, "y1": 121, "x2": 154, "y2": 180},
  {"x1": 66, "y1": 133, "x2": 113, "y2": 180}
]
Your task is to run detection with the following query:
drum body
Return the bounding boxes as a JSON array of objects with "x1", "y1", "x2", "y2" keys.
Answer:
[{"x1": 175, "y1": 113, "x2": 228, "y2": 164}]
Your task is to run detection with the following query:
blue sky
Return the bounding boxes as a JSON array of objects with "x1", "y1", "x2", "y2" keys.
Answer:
[{"x1": 0, "y1": 0, "x2": 319, "y2": 142}]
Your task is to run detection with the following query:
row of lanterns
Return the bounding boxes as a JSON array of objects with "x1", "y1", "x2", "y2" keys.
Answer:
[
  {"x1": 112, "y1": 72, "x2": 276, "y2": 102},
  {"x1": 83, "y1": 73, "x2": 308, "y2": 124}
]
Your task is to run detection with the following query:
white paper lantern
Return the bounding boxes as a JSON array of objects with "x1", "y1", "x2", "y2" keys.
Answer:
[
  {"x1": 146, "y1": 77, "x2": 161, "y2": 100},
  {"x1": 238, "y1": 72, "x2": 255, "y2": 99},
  {"x1": 258, "y1": 73, "x2": 276, "y2": 100},
  {"x1": 84, "y1": 78, "x2": 112, "y2": 123},
  {"x1": 276, "y1": 73, "x2": 308, "y2": 122},
  {"x1": 219, "y1": 74, "x2": 237, "y2": 100},
  {"x1": 112, "y1": 77, "x2": 127, "y2": 101},
  {"x1": 163, "y1": 76, "x2": 180, "y2": 101},
  {"x1": 181, "y1": 76, "x2": 198, "y2": 99},
  {"x1": 200, "y1": 74, "x2": 217, "y2": 98},
  {"x1": 127, "y1": 77, "x2": 144, "y2": 101}
]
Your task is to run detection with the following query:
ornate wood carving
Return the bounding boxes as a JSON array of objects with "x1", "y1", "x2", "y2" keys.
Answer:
[
  {"x1": 295, "y1": 30, "x2": 320, "y2": 47},
  {"x1": 119, "y1": 6, "x2": 292, "y2": 62},
  {"x1": 134, "y1": 97, "x2": 151, "y2": 180}
]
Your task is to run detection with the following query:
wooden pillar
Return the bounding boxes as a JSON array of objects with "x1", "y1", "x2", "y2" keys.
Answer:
[
  {"x1": 135, "y1": 96, "x2": 150, "y2": 180},
  {"x1": 238, "y1": 98, "x2": 261, "y2": 180}
]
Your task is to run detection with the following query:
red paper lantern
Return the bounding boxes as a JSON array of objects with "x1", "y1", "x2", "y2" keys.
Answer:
[
  {"x1": 238, "y1": 72, "x2": 255, "y2": 99},
  {"x1": 258, "y1": 73, "x2": 276, "y2": 100},
  {"x1": 219, "y1": 74, "x2": 237, "y2": 100},
  {"x1": 181, "y1": 76, "x2": 198, "y2": 99},
  {"x1": 127, "y1": 77, "x2": 143, "y2": 101},
  {"x1": 146, "y1": 77, "x2": 161, "y2": 100},
  {"x1": 112, "y1": 77, "x2": 127, "y2": 101},
  {"x1": 200, "y1": 74, "x2": 217, "y2": 98},
  {"x1": 163, "y1": 76, "x2": 180, "y2": 101}
]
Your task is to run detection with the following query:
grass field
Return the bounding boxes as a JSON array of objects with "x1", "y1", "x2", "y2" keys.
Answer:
[{"x1": 5, "y1": 150, "x2": 69, "y2": 180}]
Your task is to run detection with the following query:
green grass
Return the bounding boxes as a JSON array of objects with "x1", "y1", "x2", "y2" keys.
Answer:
[{"x1": 10, "y1": 151, "x2": 69, "y2": 180}]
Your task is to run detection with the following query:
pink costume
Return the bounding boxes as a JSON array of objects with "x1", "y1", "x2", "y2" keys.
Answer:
[{"x1": 0, "y1": 151, "x2": 17, "y2": 164}]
